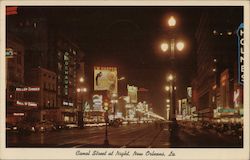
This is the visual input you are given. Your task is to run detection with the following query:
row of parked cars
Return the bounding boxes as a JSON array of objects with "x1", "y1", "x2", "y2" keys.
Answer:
[
  {"x1": 6, "y1": 121, "x2": 78, "y2": 134},
  {"x1": 178, "y1": 121, "x2": 243, "y2": 139}
]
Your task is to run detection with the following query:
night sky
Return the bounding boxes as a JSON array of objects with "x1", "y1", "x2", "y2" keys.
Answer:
[{"x1": 14, "y1": 6, "x2": 242, "y2": 116}]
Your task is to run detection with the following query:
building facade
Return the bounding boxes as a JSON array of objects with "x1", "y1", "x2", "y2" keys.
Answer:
[
  {"x1": 193, "y1": 8, "x2": 243, "y2": 122},
  {"x1": 25, "y1": 67, "x2": 58, "y2": 122},
  {"x1": 6, "y1": 33, "x2": 25, "y2": 124},
  {"x1": 7, "y1": 9, "x2": 84, "y2": 124}
]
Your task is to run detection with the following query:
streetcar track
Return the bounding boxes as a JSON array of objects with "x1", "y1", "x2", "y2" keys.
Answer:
[
  {"x1": 121, "y1": 126, "x2": 160, "y2": 148},
  {"x1": 56, "y1": 125, "x2": 149, "y2": 147},
  {"x1": 148, "y1": 129, "x2": 163, "y2": 148}
]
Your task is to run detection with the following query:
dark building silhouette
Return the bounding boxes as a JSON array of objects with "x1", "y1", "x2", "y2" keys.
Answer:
[
  {"x1": 193, "y1": 7, "x2": 243, "y2": 121},
  {"x1": 6, "y1": 8, "x2": 84, "y2": 124}
]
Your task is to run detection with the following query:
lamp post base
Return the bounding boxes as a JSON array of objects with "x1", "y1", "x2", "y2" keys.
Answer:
[{"x1": 104, "y1": 139, "x2": 109, "y2": 146}]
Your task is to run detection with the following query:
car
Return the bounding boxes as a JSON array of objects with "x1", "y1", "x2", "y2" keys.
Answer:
[
  {"x1": 35, "y1": 121, "x2": 56, "y2": 132},
  {"x1": 6, "y1": 123, "x2": 18, "y2": 132},
  {"x1": 16, "y1": 122, "x2": 36, "y2": 134},
  {"x1": 65, "y1": 123, "x2": 78, "y2": 129},
  {"x1": 109, "y1": 118, "x2": 123, "y2": 127}
]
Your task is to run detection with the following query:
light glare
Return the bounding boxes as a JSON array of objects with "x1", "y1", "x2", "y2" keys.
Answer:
[
  {"x1": 176, "y1": 41, "x2": 185, "y2": 51},
  {"x1": 168, "y1": 16, "x2": 176, "y2": 27},
  {"x1": 161, "y1": 43, "x2": 169, "y2": 52}
]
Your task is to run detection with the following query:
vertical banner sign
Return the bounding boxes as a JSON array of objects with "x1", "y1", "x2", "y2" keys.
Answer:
[
  {"x1": 64, "y1": 52, "x2": 69, "y2": 95},
  {"x1": 237, "y1": 23, "x2": 244, "y2": 84}
]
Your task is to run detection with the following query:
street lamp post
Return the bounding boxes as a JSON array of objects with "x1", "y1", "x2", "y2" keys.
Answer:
[
  {"x1": 161, "y1": 16, "x2": 185, "y2": 122},
  {"x1": 165, "y1": 74, "x2": 176, "y2": 121},
  {"x1": 103, "y1": 102, "x2": 109, "y2": 146},
  {"x1": 77, "y1": 76, "x2": 87, "y2": 128}
]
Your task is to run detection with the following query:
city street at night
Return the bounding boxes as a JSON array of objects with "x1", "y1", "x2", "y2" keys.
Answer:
[
  {"x1": 4, "y1": 5, "x2": 245, "y2": 152},
  {"x1": 7, "y1": 123, "x2": 242, "y2": 148}
]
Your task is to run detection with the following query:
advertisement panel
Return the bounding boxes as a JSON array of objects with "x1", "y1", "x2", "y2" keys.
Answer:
[
  {"x1": 127, "y1": 85, "x2": 138, "y2": 103},
  {"x1": 92, "y1": 94, "x2": 103, "y2": 111},
  {"x1": 187, "y1": 87, "x2": 192, "y2": 101},
  {"x1": 94, "y1": 66, "x2": 117, "y2": 93}
]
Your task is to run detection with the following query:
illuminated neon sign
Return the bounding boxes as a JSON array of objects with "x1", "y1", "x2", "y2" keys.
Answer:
[
  {"x1": 63, "y1": 101, "x2": 74, "y2": 107},
  {"x1": 237, "y1": 23, "x2": 244, "y2": 84},
  {"x1": 16, "y1": 100, "x2": 38, "y2": 107},
  {"x1": 16, "y1": 87, "x2": 40, "y2": 92},
  {"x1": 64, "y1": 52, "x2": 69, "y2": 95},
  {"x1": 13, "y1": 113, "x2": 25, "y2": 116}
]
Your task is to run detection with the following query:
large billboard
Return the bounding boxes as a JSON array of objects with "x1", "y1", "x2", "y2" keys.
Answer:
[
  {"x1": 94, "y1": 66, "x2": 118, "y2": 93},
  {"x1": 127, "y1": 85, "x2": 138, "y2": 103}
]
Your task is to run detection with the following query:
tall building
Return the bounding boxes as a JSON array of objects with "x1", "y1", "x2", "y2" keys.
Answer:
[
  {"x1": 193, "y1": 8, "x2": 243, "y2": 121},
  {"x1": 6, "y1": 33, "x2": 25, "y2": 124},
  {"x1": 51, "y1": 35, "x2": 83, "y2": 124},
  {"x1": 6, "y1": 8, "x2": 84, "y2": 124},
  {"x1": 25, "y1": 67, "x2": 57, "y2": 122}
]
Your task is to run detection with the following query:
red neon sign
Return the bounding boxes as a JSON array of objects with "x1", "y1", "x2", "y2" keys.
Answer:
[{"x1": 6, "y1": 7, "x2": 18, "y2": 16}]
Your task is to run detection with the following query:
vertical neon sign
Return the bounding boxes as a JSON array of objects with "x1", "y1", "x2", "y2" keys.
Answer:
[{"x1": 237, "y1": 23, "x2": 244, "y2": 85}]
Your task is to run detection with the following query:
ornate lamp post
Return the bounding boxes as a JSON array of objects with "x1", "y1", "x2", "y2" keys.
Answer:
[
  {"x1": 161, "y1": 16, "x2": 185, "y2": 122},
  {"x1": 77, "y1": 76, "x2": 87, "y2": 128},
  {"x1": 103, "y1": 102, "x2": 109, "y2": 146}
]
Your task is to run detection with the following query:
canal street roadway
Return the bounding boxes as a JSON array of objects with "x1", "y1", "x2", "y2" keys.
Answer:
[{"x1": 7, "y1": 123, "x2": 242, "y2": 148}]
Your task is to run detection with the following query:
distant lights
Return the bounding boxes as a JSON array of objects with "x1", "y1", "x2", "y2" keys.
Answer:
[
  {"x1": 227, "y1": 31, "x2": 233, "y2": 36},
  {"x1": 79, "y1": 77, "x2": 84, "y2": 83},
  {"x1": 213, "y1": 58, "x2": 217, "y2": 62},
  {"x1": 213, "y1": 68, "x2": 216, "y2": 72},
  {"x1": 168, "y1": 74, "x2": 174, "y2": 81},
  {"x1": 213, "y1": 30, "x2": 233, "y2": 36},
  {"x1": 165, "y1": 86, "x2": 170, "y2": 91}
]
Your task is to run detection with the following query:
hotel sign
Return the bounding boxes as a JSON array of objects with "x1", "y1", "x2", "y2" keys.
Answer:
[
  {"x1": 237, "y1": 23, "x2": 244, "y2": 84},
  {"x1": 64, "y1": 52, "x2": 70, "y2": 95}
]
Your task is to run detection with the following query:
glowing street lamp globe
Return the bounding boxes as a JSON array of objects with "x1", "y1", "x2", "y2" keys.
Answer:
[
  {"x1": 161, "y1": 42, "x2": 169, "y2": 52},
  {"x1": 168, "y1": 74, "x2": 174, "y2": 81},
  {"x1": 104, "y1": 102, "x2": 109, "y2": 111},
  {"x1": 79, "y1": 77, "x2": 84, "y2": 83},
  {"x1": 176, "y1": 41, "x2": 185, "y2": 51},
  {"x1": 83, "y1": 87, "x2": 87, "y2": 92},
  {"x1": 77, "y1": 88, "x2": 81, "y2": 93},
  {"x1": 165, "y1": 86, "x2": 170, "y2": 91},
  {"x1": 168, "y1": 16, "x2": 176, "y2": 27}
]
